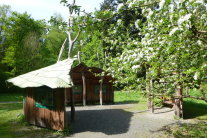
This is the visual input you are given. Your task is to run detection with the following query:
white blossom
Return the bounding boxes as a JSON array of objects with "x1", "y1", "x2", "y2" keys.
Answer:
[
  {"x1": 147, "y1": 9, "x2": 153, "y2": 18},
  {"x1": 117, "y1": 3, "x2": 124, "y2": 11},
  {"x1": 201, "y1": 14, "x2": 206, "y2": 20},
  {"x1": 193, "y1": 72, "x2": 198, "y2": 80},
  {"x1": 132, "y1": 65, "x2": 140, "y2": 70},
  {"x1": 178, "y1": 14, "x2": 192, "y2": 26},
  {"x1": 135, "y1": 19, "x2": 140, "y2": 29},
  {"x1": 195, "y1": 0, "x2": 204, "y2": 3},
  {"x1": 128, "y1": 2, "x2": 133, "y2": 8},
  {"x1": 159, "y1": 0, "x2": 165, "y2": 9},
  {"x1": 197, "y1": 40, "x2": 202, "y2": 45},
  {"x1": 169, "y1": 27, "x2": 179, "y2": 36},
  {"x1": 117, "y1": 19, "x2": 122, "y2": 25}
]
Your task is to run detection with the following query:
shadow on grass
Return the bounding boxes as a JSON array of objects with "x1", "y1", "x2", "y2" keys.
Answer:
[
  {"x1": 183, "y1": 99, "x2": 207, "y2": 120},
  {"x1": 152, "y1": 121, "x2": 207, "y2": 138},
  {"x1": 0, "y1": 121, "x2": 58, "y2": 138},
  {"x1": 67, "y1": 109, "x2": 133, "y2": 135}
]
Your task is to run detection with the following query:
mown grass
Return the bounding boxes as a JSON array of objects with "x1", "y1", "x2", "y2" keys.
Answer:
[
  {"x1": 164, "y1": 95, "x2": 207, "y2": 137},
  {"x1": 0, "y1": 92, "x2": 23, "y2": 102},
  {"x1": 173, "y1": 121, "x2": 207, "y2": 138},
  {"x1": 163, "y1": 121, "x2": 207, "y2": 138},
  {"x1": 0, "y1": 103, "x2": 61, "y2": 138},
  {"x1": 0, "y1": 103, "x2": 23, "y2": 137},
  {"x1": 114, "y1": 91, "x2": 147, "y2": 111},
  {"x1": 184, "y1": 98, "x2": 207, "y2": 120}
]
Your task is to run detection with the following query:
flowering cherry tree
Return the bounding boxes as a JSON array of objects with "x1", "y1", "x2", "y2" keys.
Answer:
[{"x1": 106, "y1": 0, "x2": 207, "y2": 110}]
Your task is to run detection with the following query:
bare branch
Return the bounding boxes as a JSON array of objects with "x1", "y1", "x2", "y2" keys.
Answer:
[
  {"x1": 72, "y1": 30, "x2": 81, "y2": 43},
  {"x1": 198, "y1": 30, "x2": 207, "y2": 33},
  {"x1": 72, "y1": 0, "x2": 76, "y2": 6},
  {"x1": 57, "y1": 38, "x2": 67, "y2": 62},
  {"x1": 97, "y1": 53, "x2": 101, "y2": 68},
  {"x1": 78, "y1": 51, "x2": 81, "y2": 63},
  {"x1": 68, "y1": 31, "x2": 72, "y2": 42}
]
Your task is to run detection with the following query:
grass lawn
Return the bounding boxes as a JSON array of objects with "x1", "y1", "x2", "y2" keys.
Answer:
[
  {"x1": 114, "y1": 91, "x2": 147, "y2": 111},
  {"x1": 164, "y1": 98, "x2": 207, "y2": 138},
  {"x1": 184, "y1": 98, "x2": 207, "y2": 120},
  {"x1": 0, "y1": 103, "x2": 63, "y2": 138},
  {"x1": 0, "y1": 92, "x2": 23, "y2": 102}
]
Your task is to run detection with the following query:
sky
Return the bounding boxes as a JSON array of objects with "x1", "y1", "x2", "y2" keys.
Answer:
[{"x1": 0, "y1": 0, "x2": 104, "y2": 21}]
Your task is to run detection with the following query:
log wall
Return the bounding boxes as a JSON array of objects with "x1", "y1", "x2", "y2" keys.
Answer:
[
  {"x1": 66, "y1": 64, "x2": 114, "y2": 105},
  {"x1": 24, "y1": 88, "x2": 67, "y2": 130}
]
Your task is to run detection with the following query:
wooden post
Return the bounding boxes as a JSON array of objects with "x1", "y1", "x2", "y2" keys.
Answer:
[
  {"x1": 78, "y1": 51, "x2": 86, "y2": 106},
  {"x1": 146, "y1": 71, "x2": 151, "y2": 109},
  {"x1": 150, "y1": 79, "x2": 154, "y2": 113},
  {"x1": 64, "y1": 88, "x2": 69, "y2": 129},
  {"x1": 174, "y1": 83, "x2": 183, "y2": 118},
  {"x1": 70, "y1": 88, "x2": 75, "y2": 121},
  {"x1": 100, "y1": 78, "x2": 103, "y2": 105},
  {"x1": 82, "y1": 72, "x2": 86, "y2": 106}
]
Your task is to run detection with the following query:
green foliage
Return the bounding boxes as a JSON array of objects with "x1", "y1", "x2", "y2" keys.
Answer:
[
  {"x1": 2, "y1": 12, "x2": 46, "y2": 76},
  {"x1": 16, "y1": 113, "x2": 28, "y2": 126}
]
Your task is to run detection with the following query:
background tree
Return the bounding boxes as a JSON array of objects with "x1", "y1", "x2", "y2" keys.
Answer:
[{"x1": 2, "y1": 12, "x2": 46, "y2": 76}]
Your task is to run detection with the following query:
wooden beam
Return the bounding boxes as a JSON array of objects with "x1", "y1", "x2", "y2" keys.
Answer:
[
  {"x1": 100, "y1": 77, "x2": 103, "y2": 105},
  {"x1": 82, "y1": 72, "x2": 86, "y2": 106},
  {"x1": 78, "y1": 51, "x2": 86, "y2": 106}
]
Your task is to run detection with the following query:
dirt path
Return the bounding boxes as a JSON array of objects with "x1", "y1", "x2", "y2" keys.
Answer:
[
  {"x1": 66, "y1": 104, "x2": 178, "y2": 138},
  {"x1": 0, "y1": 101, "x2": 22, "y2": 104}
]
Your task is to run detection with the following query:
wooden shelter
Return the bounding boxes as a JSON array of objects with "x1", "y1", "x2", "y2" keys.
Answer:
[
  {"x1": 66, "y1": 63, "x2": 114, "y2": 105},
  {"x1": 7, "y1": 59, "x2": 114, "y2": 130}
]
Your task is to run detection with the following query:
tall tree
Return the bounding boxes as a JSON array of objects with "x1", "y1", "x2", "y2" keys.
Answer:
[
  {"x1": 106, "y1": 0, "x2": 207, "y2": 103},
  {"x1": 2, "y1": 12, "x2": 46, "y2": 76}
]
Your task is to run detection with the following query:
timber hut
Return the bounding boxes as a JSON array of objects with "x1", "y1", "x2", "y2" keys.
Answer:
[
  {"x1": 66, "y1": 63, "x2": 114, "y2": 105},
  {"x1": 7, "y1": 59, "x2": 75, "y2": 130},
  {"x1": 7, "y1": 58, "x2": 114, "y2": 130}
]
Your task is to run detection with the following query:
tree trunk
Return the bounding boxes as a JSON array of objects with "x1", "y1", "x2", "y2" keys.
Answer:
[
  {"x1": 146, "y1": 71, "x2": 152, "y2": 109},
  {"x1": 150, "y1": 79, "x2": 154, "y2": 113},
  {"x1": 174, "y1": 83, "x2": 183, "y2": 118}
]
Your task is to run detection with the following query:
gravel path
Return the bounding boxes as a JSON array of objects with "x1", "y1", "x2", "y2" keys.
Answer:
[
  {"x1": 66, "y1": 104, "x2": 178, "y2": 138},
  {"x1": 0, "y1": 101, "x2": 22, "y2": 104}
]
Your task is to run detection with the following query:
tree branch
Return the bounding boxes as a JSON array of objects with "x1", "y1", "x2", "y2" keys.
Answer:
[
  {"x1": 72, "y1": 30, "x2": 81, "y2": 43},
  {"x1": 68, "y1": 31, "x2": 72, "y2": 42},
  {"x1": 57, "y1": 38, "x2": 67, "y2": 62}
]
